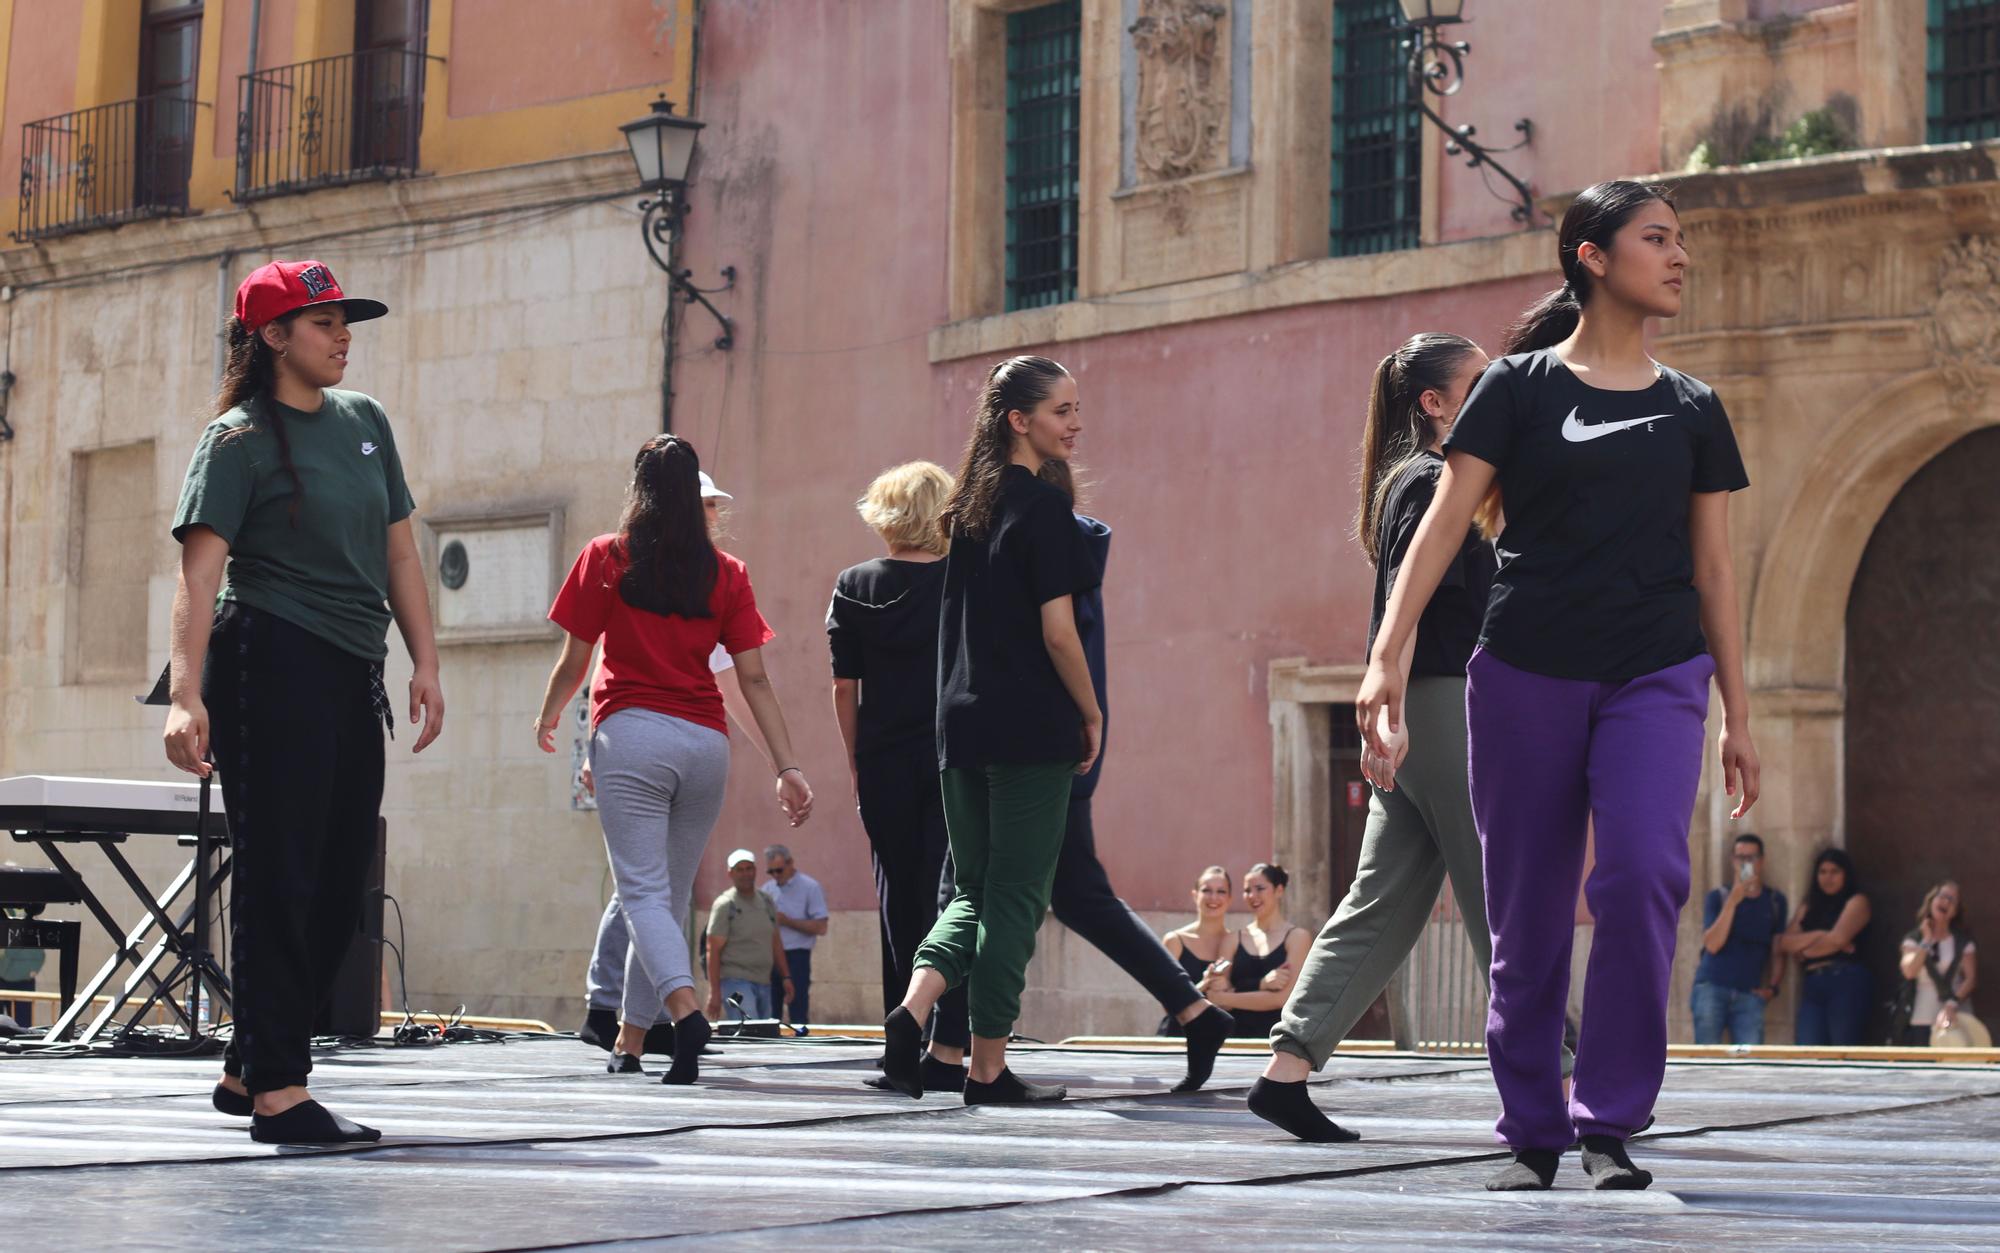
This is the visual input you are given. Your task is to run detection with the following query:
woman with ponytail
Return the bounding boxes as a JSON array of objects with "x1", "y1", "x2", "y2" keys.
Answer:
[
  {"x1": 878, "y1": 355, "x2": 1103, "y2": 1105},
  {"x1": 164, "y1": 260, "x2": 443, "y2": 1144},
  {"x1": 537, "y1": 434, "x2": 813, "y2": 1085},
  {"x1": 1359, "y1": 181, "x2": 1758, "y2": 1191},
  {"x1": 1250, "y1": 331, "x2": 1518, "y2": 1142}
]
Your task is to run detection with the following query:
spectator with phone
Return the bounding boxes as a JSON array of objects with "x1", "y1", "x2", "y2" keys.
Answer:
[{"x1": 1690, "y1": 834, "x2": 1787, "y2": 1045}]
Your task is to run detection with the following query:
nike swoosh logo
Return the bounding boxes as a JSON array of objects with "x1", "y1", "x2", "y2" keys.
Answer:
[
  {"x1": 1560, "y1": 408, "x2": 1674, "y2": 442},
  {"x1": 361, "y1": 442, "x2": 378, "y2": 455}
]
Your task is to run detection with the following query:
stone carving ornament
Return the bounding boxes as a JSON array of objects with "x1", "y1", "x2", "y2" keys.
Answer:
[
  {"x1": 1927, "y1": 235, "x2": 2000, "y2": 395},
  {"x1": 1129, "y1": 0, "x2": 1228, "y2": 182}
]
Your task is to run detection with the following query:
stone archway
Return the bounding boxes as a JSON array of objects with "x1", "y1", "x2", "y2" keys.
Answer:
[
  {"x1": 1741, "y1": 368, "x2": 2000, "y2": 886},
  {"x1": 1843, "y1": 426, "x2": 2000, "y2": 1035}
]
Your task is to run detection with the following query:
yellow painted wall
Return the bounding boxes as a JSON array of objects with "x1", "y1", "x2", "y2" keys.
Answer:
[{"x1": 3, "y1": 0, "x2": 698, "y2": 249}]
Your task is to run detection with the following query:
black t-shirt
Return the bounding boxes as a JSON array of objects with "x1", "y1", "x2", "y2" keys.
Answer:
[
  {"x1": 825, "y1": 557, "x2": 947, "y2": 757},
  {"x1": 1441, "y1": 349, "x2": 1749, "y2": 681},
  {"x1": 937, "y1": 465, "x2": 1101, "y2": 768},
  {"x1": 1367, "y1": 452, "x2": 1495, "y2": 678}
]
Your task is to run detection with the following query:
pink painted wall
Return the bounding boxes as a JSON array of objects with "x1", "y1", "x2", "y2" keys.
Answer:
[
  {"x1": 1431, "y1": 0, "x2": 1667, "y2": 242},
  {"x1": 211, "y1": 0, "x2": 300, "y2": 165},
  {"x1": 446, "y1": 0, "x2": 680, "y2": 116},
  {"x1": 2, "y1": 0, "x2": 85, "y2": 189},
  {"x1": 669, "y1": 0, "x2": 1577, "y2": 919}
]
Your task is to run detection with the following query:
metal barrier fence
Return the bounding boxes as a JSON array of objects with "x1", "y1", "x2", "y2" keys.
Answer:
[
  {"x1": 235, "y1": 49, "x2": 429, "y2": 201},
  {"x1": 13, "y1": 95, "x2": 201, "y2": 242}
]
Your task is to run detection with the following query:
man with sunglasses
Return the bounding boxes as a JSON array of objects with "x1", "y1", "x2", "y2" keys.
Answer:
[
  {"x1": 1691, "y1": 833, "x2": 1788, "y2": 1045},
  {"x1": 761, "y1": 843, "x2": 828, "y2": 1034}
]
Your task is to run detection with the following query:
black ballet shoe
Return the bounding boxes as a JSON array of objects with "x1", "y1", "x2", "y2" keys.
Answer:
[
  {"x1": 607, "y1": 1050, "x2": 644, "y2": 1075},
  {"x1": 249, "y1": 1099, "x2": 381, "y2": 1145},
  {"x1": 963, "y1": 1067, "x2": 1065, "y2": 1105},
  {"x1": 1486, "y1": 1149, "x2": 1561, "y2": 1191},
  {"x1": 1247, "y1": 1077, "x2": 1359, "y2": 1143},
  {"x1": 1172, "y1": 1006, "x2": 1235, "y2": 1093},
  {"x1": 1580, "y1": 1134, "x2": 1653, "y2": 1190},
  {"x1": 578, "y1": 1006, "x2": 618, "y2": 1052},
  {"x1": 211, "y1": 1083, "x2": 253, "y2": 1118},
  {"x1": 663, "y1": 1012, "x2": 711, "y2": 1085},
  {"x1": 879, "y1": 1007, "x2": 924, "y2": 1099}
]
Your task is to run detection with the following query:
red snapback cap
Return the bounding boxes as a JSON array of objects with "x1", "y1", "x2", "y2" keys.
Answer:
[{"x1": 235, "y1": 259, "x2": 388, "y2": 330}]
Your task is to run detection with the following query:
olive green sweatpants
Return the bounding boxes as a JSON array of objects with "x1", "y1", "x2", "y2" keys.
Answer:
[{"x1": 915, "y1": 761, "x2": 1074, "y2": 1039}]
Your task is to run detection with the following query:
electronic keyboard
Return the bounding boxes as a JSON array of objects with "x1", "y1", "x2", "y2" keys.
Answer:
[{"x1": 0, "y1": 775, "x2": 227, "y2": 839}]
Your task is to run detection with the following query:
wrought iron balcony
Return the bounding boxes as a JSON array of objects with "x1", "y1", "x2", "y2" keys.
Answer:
[
  {"x1": 235, "y1": 49, "x2": 431, "y2": 202},
  {"x1": 13, "y1": 95, "x2": 202, "y2": 243}
]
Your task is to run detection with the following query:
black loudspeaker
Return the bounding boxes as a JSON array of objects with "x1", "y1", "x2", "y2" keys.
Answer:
[{"x1": 315, "y1": 818, "x2": 386, "y2": 1038}]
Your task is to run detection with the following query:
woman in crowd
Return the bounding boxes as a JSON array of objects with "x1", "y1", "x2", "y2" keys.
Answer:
[
  {"x1": 536, "y1": 434, "x2": 812, "y2": 1084},
  {"x1": 1781, "y1": 848, "x2": 1873, "y2": 1046},
  {"x1": 1250, "y1": 332, "x2": 1501, "y2": 1144},
  {"x1": 878, "y1": 355, "x2": 1102, "y2": 1105},
  {"x1": 828, "y1": 461, "x2": 971, "y2": 1092},
  {"x1": 165, "y1": 260, "x2": 443, "y2": 1144},
  {"x1": 1162, "y1": 866, "x2": 1237, "y2": 1004},
  {"x1": 1898, "y1": 880, "x2": 1977, "y2": 1046},
  {"x1": 1357, "y1": 180, "x2": 1758, "y2": 1191}
]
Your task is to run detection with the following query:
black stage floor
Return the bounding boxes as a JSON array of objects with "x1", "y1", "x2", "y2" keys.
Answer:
[{"x1": 2, "y1": 1035, "x2": 1997, "y2": 1250}]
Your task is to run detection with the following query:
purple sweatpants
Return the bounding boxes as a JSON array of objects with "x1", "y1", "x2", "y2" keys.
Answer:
[{"x1": 1465, "y1": 647, "x2": 1712, "y2": 1150}]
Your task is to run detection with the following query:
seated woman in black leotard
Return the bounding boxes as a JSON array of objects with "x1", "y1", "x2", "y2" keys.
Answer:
[
  {"x1": 1205, "y1": 864, "x2": 1311, "y2": 1040},
  {"x1": 1161, "y1": 866, "x2": 1235, "y2": 1033}
]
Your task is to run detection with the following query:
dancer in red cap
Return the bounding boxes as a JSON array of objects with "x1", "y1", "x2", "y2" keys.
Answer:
[{"x1": 163, "y1": 260, "x2": 441, "y2": 1145}]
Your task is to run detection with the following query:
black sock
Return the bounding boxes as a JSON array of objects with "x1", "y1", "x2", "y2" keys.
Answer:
[
  {"x1": 1246, "y1": 1077, "x2": 1359, "y2": 1143},
  {"x1": 607, "y1": 1050, "x2": 643, "y2": 1074},
  {"x1": 1486, "y1": 1149, "x2": 1561, "y2": 1191},
  {"x1": 663, "y1": 1012, "x2": 711, "y2": 1086},
  {"x1": 921, "y1": 1055, "x2": 967, "y2": 1094},
  {"x1": 879, "y1": 1007, "x2": 924, "y2": 1099},
  {"x1": 963, "y1": 1067, "x2": 1065, "y2": 1105},
  {"x1": 1172, "y1": 1006, "x2": 1235, "y2": 1093},
  {"x1": 211, "y1": 1083, "x2": 253, "y2": 1118},
  {"x1": 249, "y1": 1099, "x2": 381, "y2": 1145},
  {"x1": 642, "y1": 1021, "x2": 677, "y2": 1057},
  {"x1": 578, "y1": 1007, "x2": 617, "y2": 1052},
  {"x1": 1579, "y1": 1134, "x2": 1653, "y2": 1190}
]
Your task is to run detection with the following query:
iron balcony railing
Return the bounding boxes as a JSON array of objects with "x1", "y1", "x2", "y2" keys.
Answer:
[
  {"x1": 235, "y1": 49, "x2": 432, "y2": 201},
  {"x1": 13, "y1": 94, "x2": 203, "y2": 242}
]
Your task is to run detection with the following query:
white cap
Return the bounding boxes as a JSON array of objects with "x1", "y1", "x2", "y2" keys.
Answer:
[
  {"x1": 699, "y1": 471, "x2": 733, "y2": 501},
  {"x1": 726, "y1": 848, "x2": 756, "y2": 868}
]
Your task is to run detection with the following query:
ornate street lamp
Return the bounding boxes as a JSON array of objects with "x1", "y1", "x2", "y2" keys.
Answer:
[
  {"x1": 621, "y1": 95, "x2": 735, "y2": 351},
  {"x1": 1397, "y1": 1, "x2": 1537, "y2": 224}
]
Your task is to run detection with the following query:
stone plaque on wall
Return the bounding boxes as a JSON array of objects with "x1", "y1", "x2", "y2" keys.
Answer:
[{"x1": 425, "y1": 508, "x2": 564, "y2": 644}]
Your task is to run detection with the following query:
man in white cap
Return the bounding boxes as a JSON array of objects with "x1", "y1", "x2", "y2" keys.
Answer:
[
  {"x1": 707, "y1": 848, "x2": 791, "y2": 1021},
  {"x1": 579, "y1": 469, "x2": 774, "y2": 1051}
]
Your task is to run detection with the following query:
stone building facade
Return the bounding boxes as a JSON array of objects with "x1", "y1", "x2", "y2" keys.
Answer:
[{"x1": 3, "y1": 0, "x2": 1994, "y2": 1042}]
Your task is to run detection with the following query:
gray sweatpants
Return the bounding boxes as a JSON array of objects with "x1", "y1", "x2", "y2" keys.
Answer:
[
  {"x1": 592, "y1": 708, "x2": 731, "y2": 1026},
  {"x1": 1274, "y1": 676, "x2": 1491, "y2": 1068},
  {"x1": 586, "y1": 887, "x2": 700, "y2": 1019}
]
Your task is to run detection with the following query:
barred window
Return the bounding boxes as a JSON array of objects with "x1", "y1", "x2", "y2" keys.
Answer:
[
  {"x1": 1005, "y1": 2, "x2": 1082, "y2": 311},
  {"x1": 1929, "y1": 0, "x2": 2000, "y2": 143},
  {"x1": 1331, "y1": 0, "x2": 1420, "y2": 257}
]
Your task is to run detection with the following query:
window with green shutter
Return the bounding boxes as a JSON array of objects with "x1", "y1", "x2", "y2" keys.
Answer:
[
  {"x1": 1929, "y1": 0, "x2": 2000, "y2": 143},
  {"x1": 1005, "y1": 2, "x2": 1082, "y2": 311},
  {"x1": 1331, "y1": 0, "x2": 1420, "y2": 257}
]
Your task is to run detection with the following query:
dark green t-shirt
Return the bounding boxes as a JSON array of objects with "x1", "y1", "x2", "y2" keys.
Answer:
[{"x1": 172, "y1": 389, "x2": 415, "y2": 661}]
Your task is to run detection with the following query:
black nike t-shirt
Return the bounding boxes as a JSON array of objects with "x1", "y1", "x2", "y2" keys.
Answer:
[
  {"x1": 1367, "y1": 452, "x2": 1494, "y2": 678},
  {"x1": 1441, "y1": 348, "x2": 1749, "y2": 681},
  {"x1": 936, "y1": 464, "x2": 1102, "y2": 768}
]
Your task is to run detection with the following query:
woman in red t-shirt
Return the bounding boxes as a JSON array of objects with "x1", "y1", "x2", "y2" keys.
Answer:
[{"x1": 535, "y1": 435, "x2": 813, "y2": 1084}]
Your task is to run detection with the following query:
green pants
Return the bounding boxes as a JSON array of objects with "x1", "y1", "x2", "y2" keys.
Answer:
[
  {"x1": 915, "y1": 761, "x2": 1074, "y2": 1039},
  {"x1": 1274, "y1": 676, "x2": 1492, "y2": 1068}
]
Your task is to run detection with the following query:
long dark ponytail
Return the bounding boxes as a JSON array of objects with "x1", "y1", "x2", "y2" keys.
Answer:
[
  {"x1": 1354, "y1": 333, "x2": 1481, "y2": 565},
  {"x1": 938, "y1": 355, "x2": 1071, "y2": 543},
  {"x1": 617, "y1": 434, "x2": 718, "y2": 619},
  {"x1": 1501, "y1": 180, "x2": 1677, "y2": 355},
  {"x1": 214, "y1": 313, "x2": 306, "y2": 526}
]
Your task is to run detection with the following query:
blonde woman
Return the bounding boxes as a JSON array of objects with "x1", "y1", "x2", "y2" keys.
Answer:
[{"x1": 829, "y1": 462, "x2": 970, "y2": 1092}]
